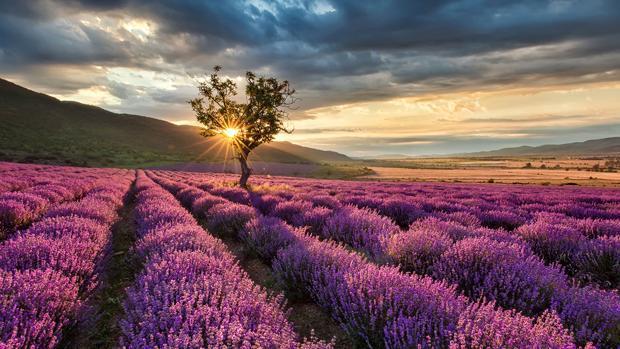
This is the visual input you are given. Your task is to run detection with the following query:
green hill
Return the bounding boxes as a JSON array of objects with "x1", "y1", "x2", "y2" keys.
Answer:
[
  {"x1": 0, "y1": 78, "x2": 351, "y2": 167},
  {"x1": 458, "y1": 137, "x2": 620, "y2": 157}
]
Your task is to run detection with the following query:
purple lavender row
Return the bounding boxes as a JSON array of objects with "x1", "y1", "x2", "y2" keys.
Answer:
[
  {"x1": 159, "y1": 169, "x2": 620, "y2": 238},
  {"x1": 0, "y1": 163, "x2": 113, "y2": 193},
  {"x1": 236, "y1": 175, "x2": 618, "y2": 290},
  {"x1": 0, "y1": 167, "x2": 81, "y2": 194},
  {"x1": 296, "y1": 189, "x2": 618, "y2": 286},
  {"x1": 119, "y1": 171, "x2": 331, "y2": 348},
  {"x1": 0, "y1": 168, "x2": 128, "y2": 239},
  {"x1": 153, "y1": 171, "x2": 619, "y2": 347},
  {"x1": 0, "y1": 162, "x2": 54, "y2": 173},
  {"x1": 153, "y1": 171, "x2": 619, "y2": 289},
  {"x1": 0, "y1": 177, "x2": 33, "y2": 194},
  {"x1": 160, "y1": 169, "x2": 620, "y2": 210},
  {"x1": 256, "y1": 194, "x2": 620, "y2": 347},
  {"x1": 147, "y1": 172, "x2": 578, "y2": 348},
  {"x1": 0, "y1": 172, "x2": 133, "y2": 348},
  {"x1": 154, "y1": 171, "x2": 617, "y2": 288},
  {"x1": 332, "y1": 191, "x2": 619, "y2": 273}
]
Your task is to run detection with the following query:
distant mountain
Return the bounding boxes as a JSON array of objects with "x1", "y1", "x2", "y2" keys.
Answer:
[
  {"x1": 0, "y1": 78, "x2": 350, "y2": 167},
  {"x1": 459, "y1": 137, "x2": 620, "y2": 157}
]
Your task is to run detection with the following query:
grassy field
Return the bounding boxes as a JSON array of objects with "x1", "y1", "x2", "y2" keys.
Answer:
[
  {"x1": 357, "y1": 156, "x2": 620, "y2": 186},
  {"x1": 359, "y1": 156, "x2": 616, "y2": 170}
]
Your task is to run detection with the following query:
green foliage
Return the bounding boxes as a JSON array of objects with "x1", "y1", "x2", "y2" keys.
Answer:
[
  {"x1": 189, "y1": 66, "x2": 297, "y2": 187},
  {"x1": 189, "y1": 66, "x2": 296, "y2": 158}
]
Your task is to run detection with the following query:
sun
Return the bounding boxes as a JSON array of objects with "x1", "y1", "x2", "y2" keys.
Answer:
[{"x1": 222, "y1": 128, "x2": 239, "y2": 139}]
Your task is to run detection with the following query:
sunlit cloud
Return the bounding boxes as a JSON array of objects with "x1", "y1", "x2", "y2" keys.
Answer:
[
  {"x1": 50, "y1": 85, "x2": 121, "y2": 106},
  {"x1": 278, "y1": 82, "x2": 620, "y2": 154},
  {"x1": 172, "y1": 119, "x2": 200, "y2": 126}
]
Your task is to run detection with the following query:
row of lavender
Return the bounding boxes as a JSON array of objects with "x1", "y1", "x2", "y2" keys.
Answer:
[
  {"x1": 0, "y1": 162, "x2": 108, "y2": 193},
  {"x1": 119, "y1": 171, "x2": 330, "y2": 348},
  {"x1": 284, "y1": 183, "x2": 619, "y2": 290},
  {"x1": 156, "y1": 170, "x2": 620, "y2": 347},
  {"x1": 0, "y1": 161, "x2": 57, "y2": 174},
  {"x1": 0, "y1": 162, "x2": 55, "y2": 171},
  {"x1": 167, "y1": 170, "x2": 620, "y2": 234},
  {"x1": 0, "y1": 164, "x2": 130, "y2": 239},
  {"x1": 0, "y1": 170, "x2": 133, "y2": 347},
  {"x1": 147, "y1": 171, "x2": 583, "y2": 348},
  {"x1": 161, "y1": 170, "x2": 619, "y2": 289}
]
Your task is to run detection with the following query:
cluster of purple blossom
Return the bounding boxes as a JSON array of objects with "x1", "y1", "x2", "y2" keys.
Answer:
[
  {"x1": 148, "y1": 171, "x2": 583, "y2": 348},
  {"x1": 0, "y1": 162, "x2": 117, "y2": 195},
  {"x1": 119, "y1": 171, "x2": 331, "y2": 348},
  {"x1": 168, "y1": 170, "x2": 620, "y2": 284},
  {"x1": 153, "y1": 170, "x2": 620, "y2": 347},
  {"x1": 3, "y1": 161, "x2": 615, "y2": 347},
  {"x1": 0, "y1": 170, "x2": 132, "y2": 347},
  {"x1": 0, "y1": 165, "x2": 130, "y2": 239}
]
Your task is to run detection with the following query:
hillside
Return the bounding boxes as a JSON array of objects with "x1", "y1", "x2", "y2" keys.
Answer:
[
  {"x1": 459, "y1": 137, "x2": 620, "y2": 157},
  {"x1": 0, "y1": 78, "x2": 350, "y2": 166}
]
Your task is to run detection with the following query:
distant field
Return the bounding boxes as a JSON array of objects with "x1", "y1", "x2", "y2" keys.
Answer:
[
  {"x1": 360, "y1": 166, "x2": 620, "y2": 186},
  {"x1": 360, "y1": 156, "x2": 613, "y2": 170},
  {"x1": 355, "y1": 156, "x2": 620, "y2": 186}
]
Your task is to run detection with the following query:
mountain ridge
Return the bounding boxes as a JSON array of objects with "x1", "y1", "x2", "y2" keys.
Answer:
[
  {"x1": 456, "y1": 137, "x2": 620, "y2": 157},
  {"x1": 353, "y1": 138, "x2": 620, "y2": 160},
  {"x1": 0, "y1": 78, "x2": 351, "y2": 167}
]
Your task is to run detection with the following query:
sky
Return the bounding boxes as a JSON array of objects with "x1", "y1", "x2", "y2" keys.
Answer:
[{"x1": 1, "y1": 0, "x2": 619, "y2": 156}]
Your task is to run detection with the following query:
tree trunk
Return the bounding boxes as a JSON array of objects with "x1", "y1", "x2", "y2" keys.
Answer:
[{"x1": 238, "y1": 151, "x2": 251, "y2": 189}]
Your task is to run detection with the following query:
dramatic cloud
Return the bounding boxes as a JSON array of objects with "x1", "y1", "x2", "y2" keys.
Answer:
[{"x1": 1, "y1": 0, "x2": 619, "y2": 155}]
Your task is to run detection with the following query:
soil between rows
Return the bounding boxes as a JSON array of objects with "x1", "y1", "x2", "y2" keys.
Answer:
[
  {"x1": 67, "y1": 185, "x2": 140, "y2": 348},
  {"x1": 212, "y1": 230, "x2": 356, "y2": 349}
]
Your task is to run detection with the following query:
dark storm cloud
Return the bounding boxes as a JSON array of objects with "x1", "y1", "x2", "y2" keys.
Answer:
[
  {"x1": 272, "y1": 0, "x2": 620, "y2": 66},
  {"x1": 0, "y1": 15, "x2": 131, "y2": 67},
  {"x1": 1, "y1": 0, "x2": 620, "y2": 113}
]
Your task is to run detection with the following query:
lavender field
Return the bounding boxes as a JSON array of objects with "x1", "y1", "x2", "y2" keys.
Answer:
[{"x1": 1, "y1": 161, "x2": 619, "y2": 348}]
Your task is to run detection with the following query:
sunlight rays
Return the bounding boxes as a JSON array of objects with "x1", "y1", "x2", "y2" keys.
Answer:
[{"x1": 222, "y1": 128, "x2": 239, "y2": 139}]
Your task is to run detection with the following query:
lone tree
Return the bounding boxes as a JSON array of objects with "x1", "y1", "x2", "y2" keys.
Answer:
[{"x1": 190, "y1": 66, "x2": 296, "y2": 188}]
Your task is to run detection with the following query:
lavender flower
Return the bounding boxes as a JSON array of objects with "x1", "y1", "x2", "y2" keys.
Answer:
[
  {"x1": 385, "y1": 227, "x2": 453, "y2": 274},
  {"x1": 251, "y1": 194, "x2": 284, "y2": 214},
  {"x1": 449, "y1": 301, "x2": 576, "y2": 348},
  {"x1": 271, "y1": 200, "x2": 314, "y2": 226},
  {"x1": 0, "y1": 269, "x2": 80, "y2": 348},
  {"x1": 321, "y1": 205, "x2": 399, "y2": 259},
  {"x1": 477, "y1": 209, "x2": 527, "y2": 230},
  {"x1": 240, "y1": 216, "x2": 308, "y2": 261},
  {"x1": 573, "y1": 235, "x2": 620, "y2": 289},
  {"x1": 206, "y1": 202, "x2": 257, "y2": 237},
  {"x1": 434, "y1": 237, "x2": 569, "y2": 316},
  {"x1": 517, "y1": 220, "x2": 587, "y2": 267},
  {"x1": 377, "y1": 198, "x2": 427, "y2": 229},
  {"x1": 190, "y1": 192, "x2": 228, "y2": 217},
  {"x1": 553, "y1": 285, "x2": 620, "y2": 347}
]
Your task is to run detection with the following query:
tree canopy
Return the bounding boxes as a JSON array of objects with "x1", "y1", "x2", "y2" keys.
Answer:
[{"x1": 189, "y1": 66, "x2": 296, "y2": 187}]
